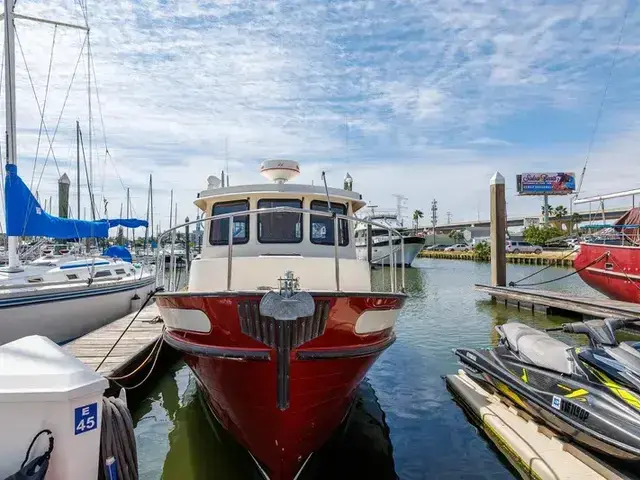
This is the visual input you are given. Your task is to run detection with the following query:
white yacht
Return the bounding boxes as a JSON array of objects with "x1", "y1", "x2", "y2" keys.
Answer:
[{"x1": 355, "y1": 211, "x2": 426, "y2": 267}]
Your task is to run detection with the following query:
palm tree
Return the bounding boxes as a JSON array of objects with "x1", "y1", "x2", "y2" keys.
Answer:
[
  {"x1": 541, "y1": 203, "x2": 554, "y2": 217},
  {"x1": 554, "y1": 205, "x2": 568, "y2": 219},
  {"x1": 412, "y1": 209, "x2": 424, "y2": 233}
]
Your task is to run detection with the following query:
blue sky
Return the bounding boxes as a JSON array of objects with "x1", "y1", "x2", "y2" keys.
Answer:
[{"x1": 3, "y1": 0, "x2": 640, "y2": 231}]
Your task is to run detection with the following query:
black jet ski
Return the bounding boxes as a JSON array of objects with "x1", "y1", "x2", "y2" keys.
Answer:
[{"x1": 455, "y1": 318, "x2": 640, "y2": 462}]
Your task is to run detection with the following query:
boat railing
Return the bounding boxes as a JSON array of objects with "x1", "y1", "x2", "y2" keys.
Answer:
[
  {"x1": 156, "y1": 206, "x2": 406, "y2": 294},
  {"x1": 582, "y1": 225, "x2": 640, "y2": 247}
]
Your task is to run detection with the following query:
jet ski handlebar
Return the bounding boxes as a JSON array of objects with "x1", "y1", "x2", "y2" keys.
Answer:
[{"x1": 546, "y1": 318, "x2": 637, "y2": 348}]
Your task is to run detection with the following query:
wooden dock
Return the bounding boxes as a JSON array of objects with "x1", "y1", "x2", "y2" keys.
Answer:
[
  {"x1": 65, "y1": 302, "x2": 163, "y2": 376},
  {"x1": 419, "y1": 250, "x2": 576, "y2": 267},
  {"x1": 476, "y1": 284, "x2": 640, "y2": 321}
]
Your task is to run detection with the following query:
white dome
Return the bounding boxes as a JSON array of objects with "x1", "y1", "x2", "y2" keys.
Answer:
[{"x1": 260, "y1": 159, "x2": 300, "y2": 184}]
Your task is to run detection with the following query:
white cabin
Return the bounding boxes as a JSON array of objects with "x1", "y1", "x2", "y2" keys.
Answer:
[{"x1": 188, "y1": 162, "x2": 378, "y2": 292}]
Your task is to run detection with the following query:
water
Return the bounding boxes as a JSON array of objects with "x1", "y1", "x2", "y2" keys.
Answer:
[{"x1": 134, "y1": 259, "x2": 601, "y2": 479}]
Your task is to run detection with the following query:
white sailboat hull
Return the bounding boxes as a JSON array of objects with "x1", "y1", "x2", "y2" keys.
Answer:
[{"x1": 0, "y1": 275, "x2": 155, "y2": 345}]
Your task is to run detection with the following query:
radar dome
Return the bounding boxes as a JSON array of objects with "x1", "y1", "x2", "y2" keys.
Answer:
[{"x1": 260, "y1": 160, "x2": 300, "y2": 184}]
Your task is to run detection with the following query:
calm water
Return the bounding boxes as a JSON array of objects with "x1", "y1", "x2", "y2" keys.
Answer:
[{"x1": 134, "y1": 259, "x2": 601, "y2": 479}]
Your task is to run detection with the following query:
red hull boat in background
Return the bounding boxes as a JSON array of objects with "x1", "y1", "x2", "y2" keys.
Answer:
[
  {"x1": 155, "y1": 160, "x2": 408, "y2": 479},
  {"x1": 574, "y1": 207, "x2": 640, "y2": 304}
]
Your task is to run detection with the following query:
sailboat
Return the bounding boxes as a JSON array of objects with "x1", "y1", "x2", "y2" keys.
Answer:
[{"x1": 0, "y1": 1, "x2": 155, "y2": 344}]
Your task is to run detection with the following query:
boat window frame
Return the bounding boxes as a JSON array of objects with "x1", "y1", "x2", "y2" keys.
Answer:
[
  {"x1": 94, "y1": 270, "x2": 112, "y2": 278},
  {"x1": 115, "y1": 268, "x2": 126, "y2": 275},
  {"x1": 66, "y1": 273, "x2": 79, "y2": 280},
  {"x1": 310, "y1": 200, "x2": 349, "y2": 247},
  {"x1": 209, "y1": 200, "x2": 250, "y2": 246},
  {"x1": 257, "y1": 198, "x2": 304, "y2": 244}
]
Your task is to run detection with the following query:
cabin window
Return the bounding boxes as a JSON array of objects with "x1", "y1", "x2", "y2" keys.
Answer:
[
  {"x1": 66, "y1": 274, "x2": 79, "y2": 280},
  {"x1": 27, "y1": 277, "x2": 43, "y2": 283},
  {"x1": 94, "y1": 270, "x2": 112, "y2": 278},
  {"x1": 115, "y1": 268, "x2": 126, "y2": 275},
  {"x1": 210, "y1": 200, "x2": 250, "y2": 246},
  {"x1": 310, "y1": 201, "x2": 349, "y2": 246},
  {"x1": 257, "y1": 199, "x2": 303, "y2": 244}
]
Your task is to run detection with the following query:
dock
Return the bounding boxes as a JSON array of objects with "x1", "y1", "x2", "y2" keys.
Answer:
[
  {"x1": 446, "y1": 371, "x2": 634, "y2": 480},
  {"x1": 476, "y1": 284, "x2": 640, "y2": 321},
  {"x1": 65, "y1": 302, "x2": 166, "y2": 379},
  {"x1": 418, "y1": 250, "x2": 576, "y2": 267}
]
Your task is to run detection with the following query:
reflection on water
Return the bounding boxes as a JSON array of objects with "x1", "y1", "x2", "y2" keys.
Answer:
[
  {"x1": 135, "y1": 364, "x2": 396, "y2": 479},
  {"x1": 137, "y1": 259, "x2": 606, "y2": 479}
]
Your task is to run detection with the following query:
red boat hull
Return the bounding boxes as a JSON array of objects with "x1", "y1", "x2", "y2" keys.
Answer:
[
  {"x1": 574, "y1": 243, "x2": 640, "y2": 303},
  {"x1": 156, "y1": 292, "x2": 405, "y2": 479}
]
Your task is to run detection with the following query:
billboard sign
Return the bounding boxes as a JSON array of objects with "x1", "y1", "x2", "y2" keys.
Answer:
[{"x1": 516, "y1": 172, "x2": 575, "y2": 196}]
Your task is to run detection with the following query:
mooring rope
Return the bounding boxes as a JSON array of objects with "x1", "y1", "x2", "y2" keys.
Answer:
[
  {"x1": 95, "y1": 287, "x2": 162, "y2": 372},
  {"x1": 510, "y1": 252, "x2": 609, "y2": 288},
  {"x1": 107, "y1": 331, "x2": 165, "y2": 391},
  {"x1": 508, "y1": 248, "x2": 578, "y2": 287},
  {"x1": 99, "y1": 395, "x2": 138, "y2": 480}
]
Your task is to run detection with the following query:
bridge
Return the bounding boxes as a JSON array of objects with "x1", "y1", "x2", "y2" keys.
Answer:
[{"x1": 428, "y1": 207, "x2": 630, "y2": 233}]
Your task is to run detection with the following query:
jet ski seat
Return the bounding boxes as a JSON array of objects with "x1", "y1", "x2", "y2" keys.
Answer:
[{"x1": 497, "y1": 323, "x2": 573, "y2": 375}]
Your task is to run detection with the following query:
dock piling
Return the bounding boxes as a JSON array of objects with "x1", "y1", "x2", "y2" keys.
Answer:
[{"x1": 490, "y1": 172, "x2": 506, "y2": 287}]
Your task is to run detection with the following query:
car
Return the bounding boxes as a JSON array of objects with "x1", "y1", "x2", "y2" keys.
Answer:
[
  {"x1": 426, "y1": 244, "x2": 449, "y2": 251},
  {"x1": 445, "y1": 244, "x2": 470, "y2": 252},
  {"x1": 506, "y1": 240, "x2": 543, "y2": 254}
]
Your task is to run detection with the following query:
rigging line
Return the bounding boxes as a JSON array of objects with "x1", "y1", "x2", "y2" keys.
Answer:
[
  {"x1": 14, "y1": 27, "x2": 61, "y2": 178},
  {"x1": 30, "y1": 25, "x2": 58, "y2": 191},
  {"x1": 89, "y1": 49, "x2": 109, "y2": 152},
  {"x1": 79, "y1": 125, "x2": 97, "y2": 219},
  {"x1": 575, "y1": 4, "x2": 630, "y2": 198},
  {"x1": 34, "y1": 32, "x2": 88, "y2": 194}
]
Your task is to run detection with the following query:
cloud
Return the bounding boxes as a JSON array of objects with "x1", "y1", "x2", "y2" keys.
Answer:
[
  {"x1": 469, "y1": 137, "x2": 512, "y2": 147},
  {"x1": 1, "y1": 0, "x2": 639, "y2": 232}
]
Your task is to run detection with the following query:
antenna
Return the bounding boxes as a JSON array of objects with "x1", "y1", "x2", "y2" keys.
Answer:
[
  {"x1": 392, "y1": 194, "x2": 408, "y2": 227},
  {"x1": 225, "y1": 137, "x2": 229, "y2": 186}
]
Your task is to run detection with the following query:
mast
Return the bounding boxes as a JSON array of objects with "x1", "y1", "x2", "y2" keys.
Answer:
[
  {"x1": 149, "y1": 174, "x2": 154, "y2": 244},
  {"x1": 143, "y1": 175, "x2": 150, "y2": 253},
  {"x1": 76, "y1": 120, "x2": 81, "y2": 220},
  {"x1": 126, "y1": 187, "x2": 130, "y2": 247},
  {"x1": 4, "y1": 0, "x2": 20, "y2": 271}
]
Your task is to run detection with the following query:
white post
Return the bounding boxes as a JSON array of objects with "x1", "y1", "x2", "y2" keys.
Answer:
[{"x1": 4, "y1": 0, "x2": 22, "y2": 271}]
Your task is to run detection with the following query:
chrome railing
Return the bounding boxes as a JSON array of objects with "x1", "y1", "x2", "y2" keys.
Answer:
[{"x1": 155, "y1": 206, "x2": 406, "y2": 293}]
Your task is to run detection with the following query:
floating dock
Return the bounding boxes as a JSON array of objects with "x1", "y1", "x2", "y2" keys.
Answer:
[
  {"x1": 418, "y1": 250, "x2": 576, "y2": 267},
  {"x1": 64, "y1": 302, "x2": 174, "y2": 397},
  {"x1": 475, "y1": 285, "x2": 640, "y2": 322},
  {"x1": 445, "y1": 370, "x2": 634, "y2": 480}
]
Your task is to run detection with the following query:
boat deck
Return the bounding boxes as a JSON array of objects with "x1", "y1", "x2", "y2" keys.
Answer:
[
  {"x1": 64, "y1": 302, "x2": 163, "y2": 375},
  {"x1": 475, "y1": 284, "x2": 640, "y2": 320}
]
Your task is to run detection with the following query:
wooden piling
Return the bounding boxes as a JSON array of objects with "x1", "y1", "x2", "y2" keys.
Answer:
[{"x1": 490, "y1": 172, "x2": 506, "y2": 287}]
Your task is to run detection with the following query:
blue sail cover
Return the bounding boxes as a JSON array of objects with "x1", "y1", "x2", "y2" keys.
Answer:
[
  {"x1": 107, "y1": 218, "x2": 148, "y2": 228},
  {"x1": 5, "y1": 164, "x2": 108, "y2": 238},
  {"x1": 103, "y1": 245, "x2": 132, "y2": 263},
  {"x1": 5, "y1": 164, "x2": 148, "y2": 238}
]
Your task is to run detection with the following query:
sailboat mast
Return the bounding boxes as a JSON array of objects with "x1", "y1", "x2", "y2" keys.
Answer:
[
  {"x1": 126, "y1": 187, "x2": 130, "y2": 247},
  {"x1": 150, "y1": 174, "x2": 154, "y2": 243},
  {"x1": 4, "y1": 0, "x2": 20, "y2": 271},
  {"x1": 143, "y1": 175, "x2": 150, "y2": 252},
  {"x1": 76, "y1": 120, "x2": 81, "y2": 220}
]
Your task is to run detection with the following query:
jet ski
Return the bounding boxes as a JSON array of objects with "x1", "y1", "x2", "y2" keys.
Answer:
[{"x1": 454, "y1": 318, "x2": 640, "y2": 462}]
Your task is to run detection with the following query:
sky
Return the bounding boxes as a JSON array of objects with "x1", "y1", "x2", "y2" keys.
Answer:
[{"x1": 2, "y1": 0, "x2": 640, "y2": 235}]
